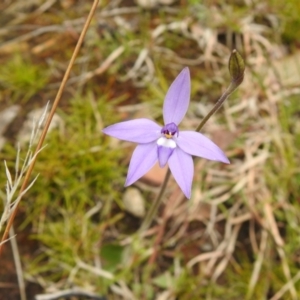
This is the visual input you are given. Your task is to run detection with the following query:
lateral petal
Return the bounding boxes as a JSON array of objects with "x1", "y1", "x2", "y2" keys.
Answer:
[
  {"x1": 163, "y1": 68, "x2": 191, "y2": 126},
  {"x1": 102, "y1": 119, "x2": 161, "y2": 143},
  {"x1": 125, "y1": 142, "x2": 158, "y2": 186},
  {"x1": 168, "y1": 148, "x2": 193, "y2": 199},
  {"x1": 177, "y1": 131, "x2": 230, "y2": 163}
]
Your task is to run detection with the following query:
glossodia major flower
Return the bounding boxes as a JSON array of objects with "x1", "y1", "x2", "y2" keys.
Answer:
[{"x1": 102, "y1": 67, "x2": 229, "y2": 199}]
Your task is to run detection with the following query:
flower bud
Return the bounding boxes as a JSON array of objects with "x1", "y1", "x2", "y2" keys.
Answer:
[{"x1": 228, "y1": 49, "x2": 245, "y2": 87}]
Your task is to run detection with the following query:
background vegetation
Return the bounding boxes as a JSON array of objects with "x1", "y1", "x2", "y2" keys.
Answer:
[{"x1": 0, "y1": 0, "x2": 300, "y2": 299}]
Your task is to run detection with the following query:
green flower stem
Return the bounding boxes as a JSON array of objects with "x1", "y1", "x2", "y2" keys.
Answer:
[
  {"x1": 139, "y1": 169, "x2": 171, "y2": 233},
  {"x1": 196, "y1": 49, "x2": 245, "y2": 133},
  {"x1": 195, "y1": 81, "x2": 237, "y2": 133}
]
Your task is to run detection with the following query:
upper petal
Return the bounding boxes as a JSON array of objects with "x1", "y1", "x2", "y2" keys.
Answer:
[
  {"x1": 177, "y1": 131, "x2": 230, "y2": 163},
  {"x1": 125, "y1": 142, "x2": 158, "y2": 186},
  {"x1": 102, "y1": 119, "x2": 161, "y2": 143},
  {"x1": 163, "y1": 67, "x2": 191, "y2": 125},
  {"x1": 168, "y1": 148, "x2": 194, "y2": 199}
]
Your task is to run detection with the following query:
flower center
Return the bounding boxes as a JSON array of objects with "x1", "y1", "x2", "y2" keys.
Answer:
[
  {"x1": 156, "y1": 123, "x2": 179, "y2": 168},
  {"x1": 161, "y1": 122, "x2": 178, "y2": 139}
]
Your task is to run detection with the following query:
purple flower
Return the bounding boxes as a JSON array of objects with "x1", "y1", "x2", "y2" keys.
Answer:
[{"x1": 102, "y1": 68, "x2": 229, "y2": 199}]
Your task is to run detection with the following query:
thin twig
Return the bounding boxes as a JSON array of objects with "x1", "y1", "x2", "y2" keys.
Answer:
[{"x1": 263, "y1": 195, "x2": 297, "y2": 299}]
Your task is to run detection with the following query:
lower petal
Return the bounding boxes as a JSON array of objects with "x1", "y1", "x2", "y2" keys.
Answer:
[
  {"x1": 157, "y1": 146, "x2": 174, "y2": 168},
  {"x1": 125, "y1": 142, "x2": 158, "y2": 186},
  {"x1": 168, "y1": 148, "x2": 194, "y2": 199}
]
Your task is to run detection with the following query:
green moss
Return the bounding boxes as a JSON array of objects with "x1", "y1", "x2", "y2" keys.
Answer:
[
  {"x1": 14, "y1": 93, "x2": 127, "y2": 290},
  {"x1": 0, "y1": 54, "x2": 49, "y2": 103}
]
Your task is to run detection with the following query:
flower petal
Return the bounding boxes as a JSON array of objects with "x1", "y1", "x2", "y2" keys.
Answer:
[
  {"x1": 168, "y1": 148, "x2": 193, "y2": 199},
  {"x1": 163, "y1": 67, "x2": 191, "y2": 125},
  {"x1": 102, "y1": 119, "x2": 161, "y2": 143},
  {"x1": 157, "y1": 146, "x2": 174, "y2": 168},
  {"x1": 125, "y1": 142, "x2": 158, "y2": 186},
  {"x1": 177, "y1": 131, "x2": 230, "y2": 163}
]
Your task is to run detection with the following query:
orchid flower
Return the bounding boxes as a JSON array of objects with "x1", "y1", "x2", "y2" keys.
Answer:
[{"x1": 102, "y1": 67, "x2": 229, "y2": 199}]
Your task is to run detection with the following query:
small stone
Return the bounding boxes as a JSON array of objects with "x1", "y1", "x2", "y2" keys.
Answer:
[
  {"x1": 135, "y1": 0, "x2": 176, "y2": 8},
  {"x1": 0, "y1": 105, "x2": 20, "y2": 151},
  {"x1": 123, "y1": 187, "x2": 145, "y2": 218},
  {"x1": 0, "y1": 105, "x2": 20, "y2": 136},
  {"x1": 135, "y1": 0, "x2": 159, "y2": 8}
]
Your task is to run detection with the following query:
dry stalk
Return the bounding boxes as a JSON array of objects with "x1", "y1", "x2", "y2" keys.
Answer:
[
  {"x1": 204, "y1": 201, "x2": 241, "y2": 277},
  {"x1": 9, "y1": 225, "x2": 26, "y2": 300},
  {"x1": 76, "y1": 258, "x2": 114, "y2": 280},
  {"x1": 35, "y1": 288, "x2": 106, "y2": 300},
  {"x1": 67, "y1": 45, "x2": 126, "y2": 85},
  {"x1": 249, "y1": 219, "x2": 259, "y2": 254},
  {"x1": 247, "y1": 229, "x2": 268, "y2": 298},
  {"x1": 110, "y1": 281, "x2": 137, "y2": 300},
  {"x1": 187, "y1": 251, "x2": 224, "y2": 269},
  {"x1": 270, "y1": 271, "x2": 300, "y2": 300},
  {"x1": 260, "y1": 191, "x2": 297, "y2": 299},
  {"x1": 211, "y1": 223, "x2": 242, "y2": 282}
]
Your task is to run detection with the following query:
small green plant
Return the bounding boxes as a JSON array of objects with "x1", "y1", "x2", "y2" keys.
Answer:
[{"x1": 0, "y1": 54, "x2": 48, "y2": 103}]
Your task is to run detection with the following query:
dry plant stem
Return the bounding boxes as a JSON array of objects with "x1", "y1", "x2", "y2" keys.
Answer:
[
  {"x1": 35, "y1": 289, "x2": 106, "y2": 300},
  {"x1": 9, "y1": 225, "x2": 26, "y2": 300},
  {"x1": 246, "y1": 229, "x2": 268, "y2": 299},
  {"x1": 270, "y1": 271, "x2": 300, "y2": 300},
  {"x1": 0, "y1": 0, "x2": 100, "y2": 256}
]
